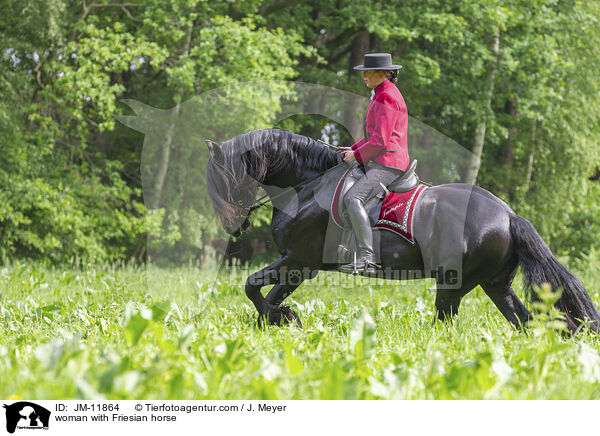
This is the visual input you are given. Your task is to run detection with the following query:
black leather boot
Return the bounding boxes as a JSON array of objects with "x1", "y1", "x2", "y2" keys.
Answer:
[{"x1": 339, "y1": 198, "x2": 380, "y2": 274}]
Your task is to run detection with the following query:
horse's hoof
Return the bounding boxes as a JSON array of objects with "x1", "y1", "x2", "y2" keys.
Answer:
[
  {"x1": 280, "y1": 306, "x2": 302, "y2": 329},
  {"x1": 258, "y1": 304, "x2": 303, "y2": 329}
]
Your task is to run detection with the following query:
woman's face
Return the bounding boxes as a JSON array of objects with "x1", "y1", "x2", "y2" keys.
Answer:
[{"x1": 362, "y1": 70, "x2": 387, "y2": 88}]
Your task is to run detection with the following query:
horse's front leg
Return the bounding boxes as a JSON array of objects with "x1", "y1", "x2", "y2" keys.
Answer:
[
  {"x1": 246, "y1": 255, "x2": 316, "y2": 328},
  {"x1": 263, "y1": 264, "x2": 319, "y2": 327},
  {"x1": 246, "y1": 254, "x2": 298, "y2": 326},
  {"x1": 245, "y1": 255, "x2": 288, "y2": 313},
  {"x1": 263, "y1": 283, "x2": 303, "y2": 327}
]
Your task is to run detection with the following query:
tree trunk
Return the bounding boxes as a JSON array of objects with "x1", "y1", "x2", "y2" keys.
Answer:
[
  {"x1": 465, "y1": 34, "x2": 500, "y2": 185},
  {"x1": 504, "y1": 98, "x2": 518, "y2": 167},
  {"x1": 504, "y1": 98, "x2": 518, "y2": 200},
  {"x1": 523, "y1": 119, "x2": 536, "y2": 194},
  {"x1": 343, "y1": 31, "x2": 370, "y2": 140},
  {"x1": 149, "y1": 23, "x2": 193, "y2": 209},
  {"x1": 150, "y1": 104, "x2": 180, "y2": 209}
]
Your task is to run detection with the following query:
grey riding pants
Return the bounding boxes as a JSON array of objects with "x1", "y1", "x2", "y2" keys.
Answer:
[{"x1": 344, "y1": 163, "x2": 403, "y2": 207}]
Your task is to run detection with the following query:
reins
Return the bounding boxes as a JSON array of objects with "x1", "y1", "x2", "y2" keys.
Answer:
[{"x1": 247, "y1": 159, "x2": 345, "y2": 215}]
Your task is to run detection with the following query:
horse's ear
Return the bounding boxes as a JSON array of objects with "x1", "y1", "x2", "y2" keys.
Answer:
[{"x1": 205, "y1": 139, "x2": 224, "y2": 163}]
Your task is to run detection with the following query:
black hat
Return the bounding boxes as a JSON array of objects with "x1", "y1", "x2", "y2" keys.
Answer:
[{"x1": 353, "y1": 53, "x2": 402, "y2": 70}]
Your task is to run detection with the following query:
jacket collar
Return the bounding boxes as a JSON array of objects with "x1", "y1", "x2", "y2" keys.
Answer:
[{"x1": 374, "y1": 78, "x2": 390, "y2": 94}]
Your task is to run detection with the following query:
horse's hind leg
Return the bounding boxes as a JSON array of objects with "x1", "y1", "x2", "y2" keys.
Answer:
[
  {"x1": 435, "y1": 285, "x2": 473, "y2": 321},
  {"x1": 481, "y1": 282, "x2": 532, "y2": 329}
]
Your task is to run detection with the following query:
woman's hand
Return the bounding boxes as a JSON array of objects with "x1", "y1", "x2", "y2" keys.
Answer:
[{"x1": 342, "y1": 149, "x2": 356, "y2": 163}]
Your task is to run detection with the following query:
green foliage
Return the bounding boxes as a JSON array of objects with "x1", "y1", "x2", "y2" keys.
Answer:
[
  {"x1": 0, "y1": 0, "x2": 313, "y2": 263},
  {"x1": 2, "y1": 264, "x2": 600, "y2": 399},
  {"x1": 349, "y1": 308, "x2": 376, "y2": 361},
  {"x1": 0, "y1": 0, "x2": 598, "y2": 263}
]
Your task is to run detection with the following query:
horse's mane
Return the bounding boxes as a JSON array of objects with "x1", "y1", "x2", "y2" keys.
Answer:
[
  {"x1": 206, "y1": 128, "x2": 342, "y2": 228},
  {"x1": 223, "y1": 128, "x2": 341, "y2": 183}
]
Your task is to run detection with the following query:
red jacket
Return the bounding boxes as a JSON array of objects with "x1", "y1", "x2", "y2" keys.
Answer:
[{"x1": 351, "y1": 79, "x2": 409, "y2": 171}]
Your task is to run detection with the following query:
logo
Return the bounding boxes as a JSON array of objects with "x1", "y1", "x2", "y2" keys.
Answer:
[{"x1": 3, "y1": 402, "x2": 50, "y2": 434}]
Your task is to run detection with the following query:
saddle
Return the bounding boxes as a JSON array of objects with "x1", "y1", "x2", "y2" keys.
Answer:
[{"x1": 331, "y1": 160, "x2": 420, "y2": 263}]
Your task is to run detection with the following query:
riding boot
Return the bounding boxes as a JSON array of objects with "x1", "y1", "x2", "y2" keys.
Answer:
[{"x1": 340, "y1": 198, "x2": 380, "y2": 274}]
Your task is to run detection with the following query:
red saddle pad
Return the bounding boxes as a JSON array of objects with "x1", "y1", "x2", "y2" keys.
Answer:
[{"x1": 374, "y1": 184, "x2": 427, "y2": 244}]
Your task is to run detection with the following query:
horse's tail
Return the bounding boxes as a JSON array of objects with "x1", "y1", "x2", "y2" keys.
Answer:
[{"x1": 509, "y1": 213, "x2": 600, "y2": 333}]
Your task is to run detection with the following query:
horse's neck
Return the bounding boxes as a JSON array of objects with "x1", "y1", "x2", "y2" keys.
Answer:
[
  {"x1": 259, "y1": 141, "x2": 319, "y2": 188},
  {"x1": 257, "y1": 165, "x2": 344, "y2": 224},
  {"x1": 263, "y1": 169, "x2": 314, "y2": 189},
  {"x1": 262, "y1": 161, "x2": 348, "y2": 214},
  {"x1": 243, "y1": 131, "x2": 339, "y2": 192}
]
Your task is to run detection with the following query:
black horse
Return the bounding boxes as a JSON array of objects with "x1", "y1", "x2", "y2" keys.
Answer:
[{"x1": 206, "y1": 128, "x2": 600, "y2": 333}]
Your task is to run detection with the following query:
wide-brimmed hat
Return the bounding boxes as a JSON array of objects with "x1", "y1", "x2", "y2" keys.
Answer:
[{"x1": 353, "y1": 53, "x2": 402, "y2": 70}]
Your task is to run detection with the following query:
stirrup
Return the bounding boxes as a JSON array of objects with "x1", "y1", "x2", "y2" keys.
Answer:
[
  {"x1": 339, "y1": 260, "x2": 381, "y2": 275},
  {"x1": 340, "y1": 262, "x2": 360, "y2": 274},
  {"x1": 339, "y1": 252, "x2": 381, "y2": 275},
  {"x1": 359, "y1": 260, "x2": 381, "y2": 276},
  {"x1": 340, "y1": 250, "x2": 361, "y2": 274}
]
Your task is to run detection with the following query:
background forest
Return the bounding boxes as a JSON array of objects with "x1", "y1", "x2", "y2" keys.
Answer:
[{"x1": 1, "y1": 0, "x2": 599, "y2": 266}]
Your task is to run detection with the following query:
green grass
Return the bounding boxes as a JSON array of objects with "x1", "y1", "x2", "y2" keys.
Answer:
[{"x1": 2, "y1": 259, "x2": 600, "y2": 399}]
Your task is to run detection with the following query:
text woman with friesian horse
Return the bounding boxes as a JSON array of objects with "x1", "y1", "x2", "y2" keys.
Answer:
[{"x1": 205, "y1": 64, "x2": 600, "y2": 334}]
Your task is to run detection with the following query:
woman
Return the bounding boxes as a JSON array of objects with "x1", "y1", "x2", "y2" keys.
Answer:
[{"x1": 339, "y1": 53, "x2": 409, "y2": 274}]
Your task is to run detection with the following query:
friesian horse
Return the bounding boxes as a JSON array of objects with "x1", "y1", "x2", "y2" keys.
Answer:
[{"x1": 206, "y1": 128, "x2": 600, "y2": 332}]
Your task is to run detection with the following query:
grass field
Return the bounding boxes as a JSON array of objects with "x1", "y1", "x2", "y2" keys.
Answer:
[{"x1": 2, "y1": 255, "x2": 600, "y2": 400}]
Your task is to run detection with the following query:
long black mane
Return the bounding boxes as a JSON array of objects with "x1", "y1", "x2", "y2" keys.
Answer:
[{"x1": 206, "y1": 128, "x2": 341, "y2": 228}]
